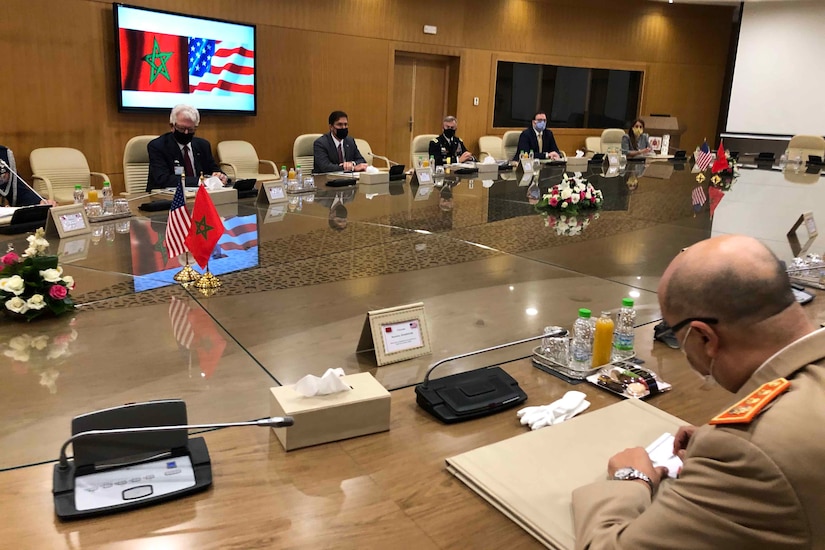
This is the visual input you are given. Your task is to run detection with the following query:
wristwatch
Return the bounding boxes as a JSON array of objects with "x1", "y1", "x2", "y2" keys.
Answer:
[{"x1": 613, "y1": 467, "x2": 654, "y2": 494}]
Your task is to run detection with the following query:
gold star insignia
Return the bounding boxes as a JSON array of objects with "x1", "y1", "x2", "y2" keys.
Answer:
[
  {"x1": 192, "y1": 215, "x2": 214, "y2": 240},
  {"x1": 143, "y1": 37, "x2": 173, "y2": 84},
  {"x1": 695, "y1": 173, "x2": 706, "y2": 183}
]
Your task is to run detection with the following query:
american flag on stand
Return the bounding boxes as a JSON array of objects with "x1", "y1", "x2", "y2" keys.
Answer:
[
  {"x1": 168, "y1": 296, "x2": 194, "y2": 350},
  {"x1": 189, "y1": 38, "x2": 254, "y2": 95},
  {"x1": 694, "y1": 141, "x2": 714, "y2": 172},
  {"x1": 165, "y1": 180, "x2": 191, "y2": 259},
  {"x1": 691, "y1": 186, "x2": 707, "y2": 213}
]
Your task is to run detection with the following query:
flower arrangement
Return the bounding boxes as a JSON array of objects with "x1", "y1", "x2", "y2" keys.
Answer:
[
  {"x1": 3, "y1": 325, "x2": 77, "y2": 393},
  {"x1": 710, "y1": 159, "x2": 740, "y2": 192},
  {"x1": 545, "y1": 211, "x2": 600, "y2": 236},
  {"x1": 0, "y1": 228, "x2": 76, "y2": 321},
  {"x1": 535, "y1": 173, "x2": 604, "y2": 215}
]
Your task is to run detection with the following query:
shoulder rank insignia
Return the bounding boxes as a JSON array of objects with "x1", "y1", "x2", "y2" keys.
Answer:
[{"x1": 710, "y1": 378, "x2": 790, "y2": 425}]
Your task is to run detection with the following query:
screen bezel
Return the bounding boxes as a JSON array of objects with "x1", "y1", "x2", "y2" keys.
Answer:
[{"x1": 113, "y1": 3, "x2": 257, "y2": 116}]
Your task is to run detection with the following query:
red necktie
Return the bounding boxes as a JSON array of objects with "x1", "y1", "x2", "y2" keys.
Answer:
[
  {"x1": 182, "y1": 145, "x2": 194, "y2": 177},
  {"x1": 337, "y1": 143, "x2": 344, "y2": 165}
]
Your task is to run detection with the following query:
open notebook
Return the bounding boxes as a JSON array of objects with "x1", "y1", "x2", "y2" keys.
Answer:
[{"x1": 446, "y1": 399, "x2": 686, "y2": 549}]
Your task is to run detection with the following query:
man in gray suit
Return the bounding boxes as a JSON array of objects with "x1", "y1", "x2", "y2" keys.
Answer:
[
  {"x1": 573, "y1": 234, "x2": 825, "y2": 548},
  {"x1": 313, "y1": 110, "x2": 368, "y2": 174}
]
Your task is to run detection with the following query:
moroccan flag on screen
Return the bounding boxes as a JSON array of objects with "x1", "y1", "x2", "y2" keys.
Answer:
[
  {"x1": 185, "y1": 186, "x2": 225, "y2": 269},
  {"x1": 119, "y1": 29, "x2": 188, "y2": 93}
]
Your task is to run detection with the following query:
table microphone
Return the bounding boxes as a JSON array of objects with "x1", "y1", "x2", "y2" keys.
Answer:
[
  {"x1": 371, "y1": 154, "x2": 399, "y2": 166},
  {"x1": 57, "y1": 416, "x2": 294, "y2": 469},
  {"x1": 0, "y1": 158, "x2": 45, "y2": 204}
]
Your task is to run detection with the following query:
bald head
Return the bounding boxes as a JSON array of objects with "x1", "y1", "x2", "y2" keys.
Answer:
[{"x1": 659, "y1": 235, "x2": 794, "y2": 326}]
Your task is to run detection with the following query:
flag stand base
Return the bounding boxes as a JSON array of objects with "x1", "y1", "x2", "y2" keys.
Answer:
[
  {"x1": 194, "y1": 270, "x2": 221, "y2": 289},
  {"x1": 174, "y1": 265, "x2": 201, "y2": 283}
]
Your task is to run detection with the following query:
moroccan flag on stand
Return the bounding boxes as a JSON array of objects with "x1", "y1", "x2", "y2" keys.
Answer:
[
  {"x1": 711, "y1": 140, "x2": 730, "y2": 174},
  {"x1": 185, "y1": 186, "x2": 225, "y2": 269}
]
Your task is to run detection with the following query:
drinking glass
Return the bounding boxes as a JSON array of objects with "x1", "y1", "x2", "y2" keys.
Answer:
[{"x1": 86, "y1": 202, "x2": 103, "y2": 217}]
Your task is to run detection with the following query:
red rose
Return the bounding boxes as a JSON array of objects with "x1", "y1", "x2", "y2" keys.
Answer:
[
  {"x1": 1, "y1": 252, "x2": 19, "y2": 266},
  {"x1": 49, "y1": 284, "x2": 68, "y2": 300},
  {"x1": 549, "y1": 197, "x2": 559, "y2": 207}
]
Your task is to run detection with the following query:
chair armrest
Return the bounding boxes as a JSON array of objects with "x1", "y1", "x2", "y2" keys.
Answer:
[
  {"x1": 219, "y1": 162, "x2": 237, "y2": 180},
  {"x1": 31, "y1": 175, "x2": 54, "y2": 201},
  {"x1": 90, "y1": 171, "x2": 110, "y2": 184},
  {"x1": 259, "y1": 159, "x2": 278, "y2": 174}
]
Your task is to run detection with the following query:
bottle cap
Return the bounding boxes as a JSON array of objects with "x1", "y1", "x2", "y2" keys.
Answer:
[
  {"x1": 622, "y1": 298, "x2": 634, "y2": 307},
  {"x1": 578, "y1": 308, "x2": 591, "y2": 318}
]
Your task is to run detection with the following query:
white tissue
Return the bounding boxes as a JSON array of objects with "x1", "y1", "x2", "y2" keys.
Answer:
[
  {"x1": 365, "y1": 166, "x2": 380, "y2": 174},
  {"x1": 575, "y1": 149, "x2": 585, "y2": 158},
  {"x1": 482, "y1": 179, "x2": 494, "y2": 188},
  {"x1": 516, "y1": 391, "x2": 590, "y2": 430},
  {"x1": 204, "y1": 176, "x2": 223, "y2": 190},
  {"x1": 294, "y1": 368, "x2": 351, "y2": 397},
  {"x1": 482, "y1": 156, "x2": 497, "y2": 164}
]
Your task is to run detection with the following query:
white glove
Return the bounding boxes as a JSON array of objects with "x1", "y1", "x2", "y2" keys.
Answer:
[{"x1": 516, "y1": 391, "x2": 590, "y2": 430}]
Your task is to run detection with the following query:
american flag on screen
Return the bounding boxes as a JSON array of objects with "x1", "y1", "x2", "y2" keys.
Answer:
[
  {"x1": 165, "y1": 180, "x2": 191, "y2": 259},
  {"x1": 188, "y1": 38, "x2": 254, "y2": 95},
  {"x1": 694, "y1": 141, "x2": 714, "y2": 172}
]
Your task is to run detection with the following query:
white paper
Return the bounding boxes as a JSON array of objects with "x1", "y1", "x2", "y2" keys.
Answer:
[
  {"x1": 381, "y1": 319, "x2": 423, "y2": 354},
  {"x1": 645, "y1": 432, "x2": 683, "y2": 478}
]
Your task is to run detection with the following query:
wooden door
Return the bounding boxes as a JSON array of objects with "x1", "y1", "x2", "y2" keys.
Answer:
[{"x1": 390, "y1": 54, "x2": 453, "y2": 167}]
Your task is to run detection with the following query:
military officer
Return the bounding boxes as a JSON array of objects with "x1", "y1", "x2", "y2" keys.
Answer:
[{"x1": 428, "y1": 116, "x2": 475, "y2": 166}]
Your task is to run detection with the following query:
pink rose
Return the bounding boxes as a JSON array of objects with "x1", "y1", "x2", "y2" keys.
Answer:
[
  {"x1": 549, "y1": 197, "x2": 558, "y2": 207},
  {"x1": 49, "y1": 284, "x2": 68, "y2": 300},
  {"x1": 1, "y1": 252, "x2": 19, "y2": 266},
  {"x1": 591, "y1": 197, "x2": 597, "y2": 204}
]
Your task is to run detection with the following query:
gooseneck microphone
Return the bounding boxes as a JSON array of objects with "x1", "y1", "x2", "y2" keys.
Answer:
[{"x1": 58, "y1": 416, "x2": 294, "y2": 469}]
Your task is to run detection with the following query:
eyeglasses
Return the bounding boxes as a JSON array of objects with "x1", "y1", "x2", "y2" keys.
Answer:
[
  {"x1": 173, "y1": 124, "x2": 198, "y2": 134},
  {"x1": 669, "y1": 317, "x2": 718, "y2": 334}
]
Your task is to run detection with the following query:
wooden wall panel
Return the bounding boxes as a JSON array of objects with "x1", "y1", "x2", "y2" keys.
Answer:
[{"x1": 1, "y1": 0, "x2": 733, "y2": 196}]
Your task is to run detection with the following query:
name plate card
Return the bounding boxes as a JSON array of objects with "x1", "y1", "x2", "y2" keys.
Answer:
[
  {"x1": 415, "y1": 167, "x2": 434, "y2": 185},
  {"x1": 46, "y1": 205, "x2": 91, "y2": 239},
  {"x1": 787, "y1": 211, "x2": 818, "y2": 256},
  {"x1": 258, "y1": 182, "x2": 287, "y2": 205},
  {"x1": 356, "y1": 302, "x2": 432, "y2": 366}
]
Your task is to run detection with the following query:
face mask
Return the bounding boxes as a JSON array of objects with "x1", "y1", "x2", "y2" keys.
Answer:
[
  {"x1": 334, "y1": 127, "x2": 348, "y2": 140},
  {"x1": 174, "y1": 130, "x2": 194, "y2": 145},
  {"x1": 632, "y1": 127, "x2": 643, "y2": 137},
  {"x1": 535, "y1": 121, "x2": 547, "y2": 132},
  {"x1": 443, "y1": 128, "x2": 456, "y2": 139}
]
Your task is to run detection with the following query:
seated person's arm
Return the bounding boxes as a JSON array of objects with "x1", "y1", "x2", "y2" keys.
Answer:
[
  {"x1": 348, "y1": 143, "x2": 368, "y2": 172},
  {"x1": 202, "y1": 149, "x2": 227, "y2": 185},
  {"x1": 546, "y1": 132, "x2": 561, "y2": 160},
  {"x1": 147, "y1": 141, "x2": 197, "y2": 190},
  {"x1": 429, "y1": 140, "x2": 444, "y2": 166},
  {"x1": 313, "y1": 139, "x2": 342, "y2": 174},
  {"x1": 457, "y1": 139, "x2": 474, "y2": 163},
  {"x1": 515, "y1": 132, "x2": 531, "y2": 161}
]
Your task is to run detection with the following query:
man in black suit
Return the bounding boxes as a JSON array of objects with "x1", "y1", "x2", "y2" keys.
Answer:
[
  {"x1": 428, "y1": 116, "x2": 475, "y2": 166},
  {"x1": 146, "y1": 104, "x2": 226, "y2": 191},
  {"x1": 514, "y1": 111, "x2": 561, "y2": 161},
  {"x1": 313, "y1": 111, "x2": 368, "y2": 174}
]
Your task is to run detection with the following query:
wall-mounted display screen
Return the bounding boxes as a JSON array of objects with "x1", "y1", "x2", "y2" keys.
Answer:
[{"x1": 114, "y1": 3, "x2": 256, "y2": 114}]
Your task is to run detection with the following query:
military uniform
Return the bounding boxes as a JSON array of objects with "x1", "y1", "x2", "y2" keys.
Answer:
[
  {"x1": 428, "y1": 134, "x2": 474, "y2": 166},
  {"x1": 573, "y1": 328, "x2": 825, "y2": 549}
]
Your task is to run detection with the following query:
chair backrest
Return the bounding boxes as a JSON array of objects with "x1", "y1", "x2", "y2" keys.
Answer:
[
  {"x1": 585, "y1": 136, "x2": 601, "y2": 157},
  {"x1": 30, "y1": 147, "x2": 92, "y2": 200},
  {"x1": 122, "y1": 135, "x2": 156, "y2": 195},
  {"x1": 478, "y1": 136, "x2": 504, "y2": 161},
  {"x1": 217, "y1": 140, "x2": 260, "y2": 180},
  {"x1": 354, "y1": 138, "x2": 374, "y2": 165},
  {"x1": 293, "y1": 133, "x2": 322, "y2": 173},
  {"x1": 502, "y1": 130, "x2": 521, "y2": 160},
  {"x1": 411, "y1": 134, "x2": 438, "y2": 167},
  {"x1": 600, "y1": 128, "x2": 625, "y2": 153},
  {"x1": 787, "y1": 134, "x2": 825, "y2": 162}
]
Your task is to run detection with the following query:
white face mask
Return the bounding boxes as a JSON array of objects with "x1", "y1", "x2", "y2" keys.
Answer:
[{"x1": 681, "y1": 326, "x2": 717, "y2": 388}]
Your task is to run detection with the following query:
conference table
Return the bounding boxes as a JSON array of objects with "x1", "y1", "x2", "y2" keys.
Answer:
[{"x1": 2, "y1": 159, "x2": 824, "y2": 548}]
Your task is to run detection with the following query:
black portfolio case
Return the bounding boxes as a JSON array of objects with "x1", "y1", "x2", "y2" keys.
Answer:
[{"x1": 415, "y1": 367, "x2": 527, "y2": 424}]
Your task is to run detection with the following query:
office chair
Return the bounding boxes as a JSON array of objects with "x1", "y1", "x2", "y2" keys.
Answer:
[
  {"x1": 354, "y1": 138, "x2": 391, "y2": 168},
  {"x1": 30, "y1": 147, "x2": 110, "y2": 203},
  {"x1": 410, "y1": 134, "x2": 438, "y2": 168},
  {"x1": 502, "y1": 131, "x2": 521, "y2": 161},
  {"x1": 293, "y1": 134, "x2": 322, "y2": 173},
  {"x1": 600, "y1": 129, "x2": 625, "y2": 154},
  {"x1": 122, "y1": 135, "x2": 157, "y2": 197},
  {"x1": 787, "y1": 135, "x2": 825, "y2": 163},
  {"x1": 478, "y1": 136, "x2": 504, "y2": 161},
  {"x1": 217, "y1": 140, "x2": 279, "y2": 182},
  {"x1": 584, "y1": 136, "x2": 601, "y2": 158}
]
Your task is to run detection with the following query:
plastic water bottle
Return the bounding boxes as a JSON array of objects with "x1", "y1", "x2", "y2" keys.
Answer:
[
  {"x1": 73, "y1": 184, "x2": 84, "y2": 205},
  {"x1": 296, "y1": 164, "x2": 303, "y2": 183},
  {"x1": 570, "y1": 308, "x2": 594, "y2": 371},
  {"x1": 101, "y1": 181, "x2": 114, "y2": 214},
  {"x1": 612, "y1": 298, "x2": 637, "y2": 360},
  {"x1": 280, "y1": 165, "x2": 288, "y2": 183},
  {"x1": 779, "y1": 151, "x2": 787, "y2": 169}
]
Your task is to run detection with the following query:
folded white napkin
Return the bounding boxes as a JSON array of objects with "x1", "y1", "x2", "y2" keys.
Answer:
[
  {"x1": 204, "y1": 176, "x2": 223, "y2": 190},
  {"x1": 294, "y1": 368, "x2": 350, "y2": 397},
  {"x1": 516, "y1": 391, "x2": 590, "y2": 430},
  {"x1": 365, "y1": 165, "x2": 380, "y2": 174}
]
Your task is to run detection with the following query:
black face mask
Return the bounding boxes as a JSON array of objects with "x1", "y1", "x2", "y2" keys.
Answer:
[
  {"x1": 443, "y1": 128, "x2": 456, "y2": 139},
  {"x1": 174, "y1": 130, "x2": 194, "y2": 145},
  {"x1": 334, "y1": 128, "x2": 349, "y2": 140}
]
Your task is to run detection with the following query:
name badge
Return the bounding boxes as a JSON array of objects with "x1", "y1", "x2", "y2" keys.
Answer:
[{"x1": 174, "y1": 166, "x2": 183, "y2": 176}]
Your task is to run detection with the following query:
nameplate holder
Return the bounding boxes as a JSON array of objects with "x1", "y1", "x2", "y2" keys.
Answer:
[
  {"x1": 787, "y1": 211, "x2": 817, "y2": 257},
  {"x1": 46, "y1": 205, "x2": 91, "y2": 239},
  {"x1": 257, "y1": 182, "x2": 287, "y2": 205},
  {"x1": 661, "y1": 134, "x2": 671, "y2": 156},
  {"x1": 356, "y1": 302, "x2": 432, "y2": 366},
  {"x1": 520, "y1": 158, "x2": 534, "y2": 172},
  {"x1": 414, "y1": 167, "x2": 434, "y2": 185}
]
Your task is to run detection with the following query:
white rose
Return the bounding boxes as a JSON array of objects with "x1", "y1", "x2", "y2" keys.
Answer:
[
  {"x1": 570, "y1": 194, "x2": 580, "y2": 204},
  {"x1": 31, "y1": 335, "x2": 49, "y2": 350},
  {"x1": 26, "y1": 294, "x2": 47, "y2": 310},
  {"x1": 561, "y1": 201, "x2": 568, "y2": 209},
  {"x1": 47, "y1": 343, "x2": 70, "y2": 360},
  {"x1": 9, "y1": 335, "x2": 32, "y2": 351},
  {"x1": 62, "y1": 275, "x2": 75, "y2": 290},
  {"x1": 0, "y1": 275, "x2": 26, "y2": 296},
  {"x1": 560, "y1": 188, "x2": 572, "y2": 200},
  {"x1": 5, "y1": 296, "x2": 29, "y2": 314},
  {"x1": 4, "y1": 348, "x2": 30, "y2": 362},
  {"x1": 569, "y1": 217, "x2": 578, "y2": 225},
  {"x1": 40, "y1": 267, "x2": 63, "y2": 283},
  {"x1": 585, "y1": 192, "x2": 592, "y2": 200}
]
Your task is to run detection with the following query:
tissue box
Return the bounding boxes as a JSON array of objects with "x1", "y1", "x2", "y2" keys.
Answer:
[
  {"x1": 476, "y1": 162, "x2": 499, "y2": 173},
  {"x1": 269, "y1": 372, "x2": 391, "y2": 451},
  {"x1": 358, "y1": 171, "x2": 389, "y2": 184}
]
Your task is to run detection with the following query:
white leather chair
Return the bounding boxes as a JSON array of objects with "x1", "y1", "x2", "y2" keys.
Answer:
[
  {"x1": 600, "y1": 129, "x2": 625, "y2": 154},
  {"x1": 30, "y1": 147, "x2": 110, "y2": 203},
  {"x1": 293, "y1": 134, "x2": 322, "y2": 174},
  {"x1": 585, "y1": 136, "x2": 601, "y2": 158},
  {"x1": 502, "y1": 130, "x2": 521, "y2": 160},
  {"x1": 354, "y1": 138, "x2": 391, "y2": 168},
  {"x1": 478, "y1": 136, "x2": 504, "y2": 161},
  {"x1": 217, "y1": 140, "x2": 279, "y2": 182},
  {"x1": 122, "y1": 135, "x2": 156, "y2": 196},
  {"x1": 411, "y1": 134, "x2": 438, "y2": 168},
  {"x1": 787, "y1": 135, "x2": 825, "y2": 163}
]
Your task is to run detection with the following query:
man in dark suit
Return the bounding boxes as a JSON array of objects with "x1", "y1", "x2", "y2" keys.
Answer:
[
  {"x1": 146, "y1": 104, "x2": 226, "y2": 191},
  {"x1": 313, "y1": 110, "x2": 368, "y2": 174},
  {"x1": 428, "y1": 116, "x2": 475, "y2": 166},
  {"x1": 514, "y1": 111, "x2": 561, "y2": 161}
]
